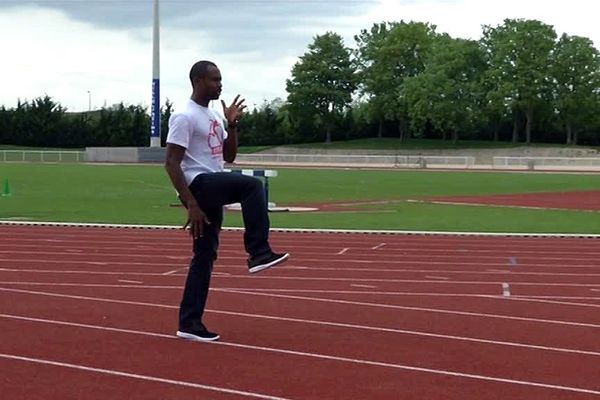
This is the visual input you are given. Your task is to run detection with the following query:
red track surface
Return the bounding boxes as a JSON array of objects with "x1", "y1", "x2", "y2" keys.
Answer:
[
  {"x1": 428, "y1": 190, "x2": 600, "y2": 211},
  {"x1": 1, "y1": 224, "x2": 599, "y2": 399}
]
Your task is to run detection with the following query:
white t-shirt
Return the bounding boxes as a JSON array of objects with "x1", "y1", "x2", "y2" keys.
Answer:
[{"x1": 166, "y1": 99, "x2": 229, "y2": 185}]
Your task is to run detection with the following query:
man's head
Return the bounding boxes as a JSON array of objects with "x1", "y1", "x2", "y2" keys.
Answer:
[{"x1": 189, "y1": 60, "x2": 222, "y2": 100}]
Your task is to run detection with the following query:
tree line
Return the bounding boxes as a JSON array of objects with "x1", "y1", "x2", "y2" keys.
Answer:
[{"x1": 1, "y1": 18, "x2": 599, "y2": 148}]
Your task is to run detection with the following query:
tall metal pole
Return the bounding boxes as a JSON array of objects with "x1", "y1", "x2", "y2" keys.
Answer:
[{"x1": 150, "y1": 0, "x2": 161, "y2": 147}]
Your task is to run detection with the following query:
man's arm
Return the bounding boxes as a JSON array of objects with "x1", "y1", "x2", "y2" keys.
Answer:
[
  {"x1": 221, "y1": 95, "x2": 246, "y2": 163},
  {"x1": 164, "y1": 143, "x2": 209, "y2": 238},
  {"x1": 222, "y1": 124, "x2": 238, "y2": 163}
]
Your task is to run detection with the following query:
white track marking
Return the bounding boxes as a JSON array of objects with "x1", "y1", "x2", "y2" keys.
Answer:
[
  {"x1": 337, "y1": 248, "x2": 349, "y2": 255},
  {"x1": 515, "y1": 296, "x2": 600, "y2": 300},
  {"x1": 117, "y1": 280, "x2": 143, "y2": 284},
  {"x1": 425, "y1": 276, "x2": 450, "y2": 280},
  {"x1": 217, "y1": 289, "x2": 600, "y2": 329},
  {"x1": 5, "y1": 265, "x2": 600, "y2": 278},
  {"x1": 372, "y1": 243, "x2": 386, "y2": 250},
  {"x1": 5, "y1": 256, "x2": 600, "y2": 270},
  {"x1": 3, "y1": 287, "x2": 600, "y2": 330},
  {"x1": 4, "y1": 277, "x2": 600, "y2": 290},
  {"x1": 2, "y1": 282, "x2": 600, "y2": 310},
  {"x1": 502, "y1": 283, "x2": 511, "y2": 297},
  {"x1": 0, "y1": 353, "x2": 290, "y2": 400},
  {"x1": 5, "y1": 220, "x2": 598, "y2": 238},
  {"x1": 1, "y1": 314, "x2": 600, "y2": 396},
  {"x1": 3, "y1": 313, "x2": 600, "y2": 359},
  {"x1": 350, "y1": 284, "x2": 377, "y2": 289},
  {"x1": 502, "y1": 296, "x2": 600, "y2": 309}
]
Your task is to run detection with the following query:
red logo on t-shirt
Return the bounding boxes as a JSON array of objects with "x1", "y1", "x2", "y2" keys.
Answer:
[{"x1": 207, "y1": 119, "x2": 223, "y2": 156}]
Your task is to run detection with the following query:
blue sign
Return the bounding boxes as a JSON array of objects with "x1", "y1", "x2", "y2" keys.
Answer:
[{"x1": 150, "y1": 78, "x2": 160, "y2": 139}]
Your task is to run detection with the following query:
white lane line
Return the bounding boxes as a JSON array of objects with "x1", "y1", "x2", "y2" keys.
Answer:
[
  {"x1": 3, "y1": 312, "x2": 600, "y2": 359},
  {"x1": 502, "y1": 283, "x2": 511, "y2": 297},
  {"x1": 514, "y1": 296, "x2": 600, "y2": 300},
  {"x1": 5, "y1": 265, "x2": 600, "y2": 278},
  {"x1": 350, "y1": 284, "x2": 377, "y2": 289},
  {"x1": 371, "y1": 243, "x2": 386, "y2": 250},
  {"x1": 1, "y1": 314, "x2": 600, "y2": 396},
  {"x1": 5, "y1": 257, "x2": 600, "y2": 270},
  {"x1": 0, "y1": 353, "x2": 290, "y2": 400},
  {"x1": 219, "y1": 289, "x2": 600, "y2": 328},
  {"x1": 337, "y1": 248, "x2": 349, "y2": 255},
  {"x1": 3, "y1": 286, "x2": 600, "y2": 329},
  {"x1": 2, "y1": 282, "x2": 600, "y2": 310},
  {"x1": 162, "y1": 269, "x2": 181, "y2": 276},
  {"x1": 426, "y1": 276, "x2": 450, "y2": 280},
  {"x1": 501, "y1": 297, "x2": 600, "y2": 309},
  {"x1": 117, "y1": 280, "x2": 143, "y2": 285}
]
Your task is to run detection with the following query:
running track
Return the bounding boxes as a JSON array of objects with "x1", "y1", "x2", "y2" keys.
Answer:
[{"x1": 1, "y1": 223, "x2": 599, "y2": 399}]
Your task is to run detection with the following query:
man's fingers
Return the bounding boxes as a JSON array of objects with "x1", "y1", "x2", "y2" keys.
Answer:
[{"x1": 192, "y1": 220, "x2": 203, "y2": 239}]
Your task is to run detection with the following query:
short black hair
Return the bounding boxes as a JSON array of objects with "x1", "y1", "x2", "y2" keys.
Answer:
[{"x1": 189, "y1": 60, "x2": 217, "y2": 84}]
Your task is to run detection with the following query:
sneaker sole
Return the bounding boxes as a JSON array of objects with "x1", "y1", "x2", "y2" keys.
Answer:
[
  {"x1": 176, "y1": 331, "x2": 220, "y2": 342},
  {"x1": 249, "y1": 253, "x2": 290, "y2": 274}
]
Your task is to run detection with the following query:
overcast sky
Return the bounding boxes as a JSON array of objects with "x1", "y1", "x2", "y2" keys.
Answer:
[{"x1": 0, "y1": 0, "x2": 597, "y2": 113}]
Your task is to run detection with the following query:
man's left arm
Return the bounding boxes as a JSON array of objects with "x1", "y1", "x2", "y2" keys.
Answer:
[
  {"x1": 221, "y1": 95, "x2": 246, "y2": 163},
  {"x1": 223, "y1": 124, "x2": 238, "y2": 163}
]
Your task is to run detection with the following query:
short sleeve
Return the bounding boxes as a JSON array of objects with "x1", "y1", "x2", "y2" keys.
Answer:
[{"x1": 166, "y1": 113, "x2": 192, "y2": 149}]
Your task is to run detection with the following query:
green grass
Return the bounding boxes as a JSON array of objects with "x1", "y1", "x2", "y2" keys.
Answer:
[{"x1": 0, "y1": 163, "x2": 599, "y2": 233}]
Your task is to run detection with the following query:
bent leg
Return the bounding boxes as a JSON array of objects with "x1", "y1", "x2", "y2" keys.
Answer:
[{"x1": 191, "y1": 172, "x2": 272, "y2": 258}]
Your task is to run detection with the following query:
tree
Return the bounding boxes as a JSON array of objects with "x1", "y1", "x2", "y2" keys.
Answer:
[
  {"x1": 355, "y1": 21, "x2": 438, "y2": 141},
  {"x1": 551, "y1": 34, "x2": 600, "y2": 145},
  {"x1": 482, "y1": 19, "x2": 557, "y2": 144},
  {"x1": 286, "y1": 32, "x2": 356, "y2": 143},
  {"x1": 11, "y1": 96, "x2": 66, "y2": 146},
  {"x1": 0, "y1": 106, "x2": 12, "y2": 145},
  {"x1": 354, "y1": 22, "x2": 393, "y2": 138},
  {"x1": 405, "y1": 36, "x2": 486, "y2": 144}
]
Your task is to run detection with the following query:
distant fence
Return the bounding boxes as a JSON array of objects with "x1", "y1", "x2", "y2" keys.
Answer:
[
  {"x1": 493, "y1": 157, "x2": 600, "y2": 170},
  {"x1": 236, "y1": 153, "x2": 476, "y2": 168},
  {"x1": 0, "y1": 150, "x2": 86, "y2": 162}
]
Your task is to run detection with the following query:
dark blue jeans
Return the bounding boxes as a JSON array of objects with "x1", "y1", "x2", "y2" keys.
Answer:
[{"x1": 179, "y1": 172, "x2": 272, "y2": 331}]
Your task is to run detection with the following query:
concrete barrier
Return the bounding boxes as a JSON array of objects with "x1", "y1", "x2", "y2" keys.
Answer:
[{"x1": 86, "y1": 147, "x2": 166, "y2": 163}]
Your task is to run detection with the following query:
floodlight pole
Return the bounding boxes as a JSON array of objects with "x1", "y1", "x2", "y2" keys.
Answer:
[{"x1": 150, "y1": 0, "x2": 161, "y2": 147}]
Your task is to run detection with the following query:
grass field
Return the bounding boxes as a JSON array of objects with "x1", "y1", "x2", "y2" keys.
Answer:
[{"x1": 1, "y1": 163, "x2": 599, "y2": 233}]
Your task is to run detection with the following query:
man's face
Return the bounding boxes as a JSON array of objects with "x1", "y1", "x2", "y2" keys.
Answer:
[{"x1": 196, "y1": 66, "x2": 222, "y2": 100}]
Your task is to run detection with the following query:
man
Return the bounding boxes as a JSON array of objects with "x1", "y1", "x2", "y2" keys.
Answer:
[{"x1": 164, "y1": 60, "x2": 289, "y2": 342}]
